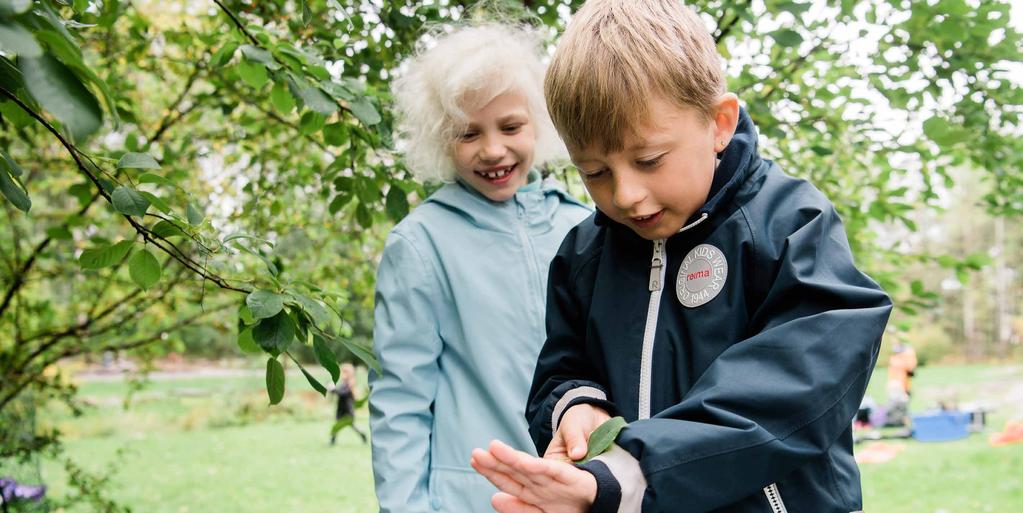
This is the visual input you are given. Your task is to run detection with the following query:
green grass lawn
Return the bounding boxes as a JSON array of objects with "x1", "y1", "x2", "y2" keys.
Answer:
[{"x1": 28, "y1": 363, "x2": 1023, "y2": 513}]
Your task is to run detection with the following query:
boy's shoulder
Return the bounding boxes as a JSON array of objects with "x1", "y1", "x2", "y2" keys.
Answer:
[
  {"x1": 554, "y1": 211, "x2": 604, "y2": 260},
  {"x1": 738, "y1": 161, "x2": 842, "y2": 234}
]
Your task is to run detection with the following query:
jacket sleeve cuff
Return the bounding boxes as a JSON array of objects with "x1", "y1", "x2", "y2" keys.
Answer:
[
  {"x1": 578, "y1": 460, "x2": 621, "y2": 513},
  {"x1": 590, "y1": 445, "x2": 647, "y2": 513},
  {"x1": 551, "y1": 386, "x2": 617, "y2": 433}
]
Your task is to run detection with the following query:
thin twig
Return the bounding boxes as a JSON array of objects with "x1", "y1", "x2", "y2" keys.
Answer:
[{"x1": 0, "y1": 86, "x2": 248, "y2": 294}]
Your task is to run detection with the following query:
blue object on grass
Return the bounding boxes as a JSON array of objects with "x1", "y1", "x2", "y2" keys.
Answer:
[
  {"x1": 911, "y1": 411, "x2": 971, "y2": 442},
  {"x1": 0, "y1": 476, "x2": 47, "y2": 504}
]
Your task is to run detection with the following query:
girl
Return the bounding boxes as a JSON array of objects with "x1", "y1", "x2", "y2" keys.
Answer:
[{"x1": 369, "y1": 23, "x2": 591, "y2": 513}]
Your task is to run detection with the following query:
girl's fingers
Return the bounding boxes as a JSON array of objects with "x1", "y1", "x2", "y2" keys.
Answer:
[
  {"x1": 491, "y1": 440, "x2": 577, "y2": 490},
  {"x1": 491, "y1": 492, "x2": 544, "y2": 513},
  {"x1": 489, "y1": 441, "x2": 553, "y2": 486},
  {"x1": 474, "y1": 446, "x2": 532, "y2": 485}
]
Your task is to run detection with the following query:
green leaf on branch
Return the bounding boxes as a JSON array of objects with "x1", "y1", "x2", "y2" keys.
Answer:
[
  {"x1": 270, "y1": 81, "x2": 295, "y2": 113},
  {"x1": 300, "y1": 0, "x2": 312, "y2": 26},
  {"x1": 138, "y1": 172, "x2": 177, "y2": 188},
  {"x1": 288, "y1": 75, "x2": 336, "y2": 115},
  {"x1": 210, "y1": 41, "x2": 238, "y2": 68},
  {"x1": 18, "y1": 54, "x2": 102, "y2": 141},
  {"x1": 292, "y1": 355, "x2": 327, "y2": 396},
  {"x1": 340, "y1": 338, "x2": 381, "y2": 375},
  {"x1": 348, "y1": 96, "x2": 380, "y2": 126},
  {"x1": 289, "y1": 293, "x2": 332, "y2": 327},
  {"x1": 237, "y1": 327, "x2": 261, "y2": 354},
  {"x1": 922, "y1": 116, "x2": 965, "y2": 146},
  {"x1": 240, "y1": 44, "x2": 276, "y2": 67},
  {"x1": 0, "y1": 20, "x2": 43, "y2": 57},
  {"x1": 117, "y1": 152, "x2": 161, "y2": 170},
  {"x1": 771, "y1": 29, "x2": 803, "y2": 48},
  {"x1": 247, "y1": 290, "x2": 286, "y2": 319},
  {"x1": 237, "y1": 61, "x2": 268, "y2": 89},
  {"x1": 111, "y1": 186, "x2": 150, "y2": 217},
  {"x1": 355, "y1": 202, "x2": 372, "y2": 228},
  {"x1": 328, "y1": 193, "x2": 352, "y2": 214},
  {"x1": 254, "y1": 310, "x2": 297, "y2": 355},
  {"x1": 128, "y1": 247, "x2": 161, "y2": 290},
  {"x1": 385, "y1": 186, "x2": 409, "y2": 222},
  {"x1": 79, "y1": 240, "x2": 134, "y2": 269},
  {"x1": 138, "y1": 191, "x2": 171, "y2": 214},
  {"x1": 151, "y1": 219, "x2": 188, "y2": 239},
  {"x1": 313, "y1": 335, "x2": 341, "y2": 384},
  {"x1": 323, "y1": 123, "x2": 347, "y2": 146},
  {"x1": 578, "y1": 416, "x2": 628, "y2": 464},
  {"x1": 0, "y1": 151, "x2": 30, "y2": 212},
  {"x1": 266, "y1": 357, "x2": 285, "y2": 405},
  {"x1": 299, "y1": 110, "x2": 325, "y2": 135},
  {"x1": 46, "y1": 226, "x2": 72, "y2": 240},
  {"x1": 186, "y1": 202, "x2": 204, "y2": 226}
]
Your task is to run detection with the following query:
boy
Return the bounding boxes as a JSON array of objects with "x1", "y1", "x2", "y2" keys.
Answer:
[{"x1": 470, "y1": 1, "x2": 892, "y2": 512}]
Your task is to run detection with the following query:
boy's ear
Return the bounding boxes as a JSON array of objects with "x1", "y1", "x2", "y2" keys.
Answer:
[{"x1": 713, "y1": 93, "x2": 740, "y2": 153}]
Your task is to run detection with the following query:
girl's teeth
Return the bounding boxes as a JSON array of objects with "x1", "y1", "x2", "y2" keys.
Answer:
[{"x1": 482, "y1": 167, "x2": 511, "y2": 179}]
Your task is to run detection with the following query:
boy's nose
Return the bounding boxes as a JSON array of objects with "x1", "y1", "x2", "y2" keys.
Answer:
[{"x1": 612, "y1": 176, "x2": 647, "y2": 210}]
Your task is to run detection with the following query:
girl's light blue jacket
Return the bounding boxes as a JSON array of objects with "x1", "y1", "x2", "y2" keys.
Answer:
[{"x1": 369, "y1": 174, "x2": 590, "y2": 513}]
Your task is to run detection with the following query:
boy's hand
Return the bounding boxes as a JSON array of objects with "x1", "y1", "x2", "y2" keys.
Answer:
[
  {"x1": 471, "y1": 440, "x2": 596, "y2": 513},
  {"x1": 546, "y1": 404, "x2": 611, "y2": 461}
]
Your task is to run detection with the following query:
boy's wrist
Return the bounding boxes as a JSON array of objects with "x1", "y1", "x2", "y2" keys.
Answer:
[{"x1": 578, "y1": 460, "x2": 621, "y2": 513}]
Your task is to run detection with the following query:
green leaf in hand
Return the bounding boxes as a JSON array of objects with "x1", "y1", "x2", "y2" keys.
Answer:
[{"x1": 577, "y1": 416, "x2": 628, "y2": 464}]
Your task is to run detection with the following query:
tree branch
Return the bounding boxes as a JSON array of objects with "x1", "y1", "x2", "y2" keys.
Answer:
[
  {"x1": 148, "y1": 64, "x2": 204, "y2": 143},
  {"x1": 714, "y1": 0, "x2": 752, "y2": 44},
  {"x1": 0, "y1": 301, "x2": 233, "y2": 412},
  {"x1": 0, "y1": 86, "x2": 249, "y2": 295}
]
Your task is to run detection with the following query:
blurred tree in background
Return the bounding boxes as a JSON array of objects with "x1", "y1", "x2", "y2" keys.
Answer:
[{"x1": 1, "y1": 0, "x2": 1021, "y2": 482}]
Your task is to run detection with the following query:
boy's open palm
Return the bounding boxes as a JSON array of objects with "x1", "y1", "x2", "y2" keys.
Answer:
[
  {"x1": 545, "y1": 404, "x2": 611, "y2": 461},
  {"x1": 471, "y1": 440, "x2": 596, "y2": 513}
]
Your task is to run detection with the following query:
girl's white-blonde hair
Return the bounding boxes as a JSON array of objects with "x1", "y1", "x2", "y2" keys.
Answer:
[{"x1": 392, "y1": 23, "x2": 565, "y2": 183}]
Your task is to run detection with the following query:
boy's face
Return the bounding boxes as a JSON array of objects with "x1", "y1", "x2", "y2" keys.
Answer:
[
  {"x1": 569, "y1": 94, "x2": 738, "y2": 240},
  {"x1": 451, "y1": 92, "x2": 536, "y2": 202}
]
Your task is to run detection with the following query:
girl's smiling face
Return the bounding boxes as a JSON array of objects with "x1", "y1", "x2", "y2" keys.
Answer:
[{"x1": 451, "y1": 92, "x2": 536, "y2": 202}]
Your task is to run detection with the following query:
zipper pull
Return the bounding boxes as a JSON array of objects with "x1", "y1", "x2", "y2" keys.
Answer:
[{"x1": 649, "y1": 239, "x2": 665, "y2": 291}]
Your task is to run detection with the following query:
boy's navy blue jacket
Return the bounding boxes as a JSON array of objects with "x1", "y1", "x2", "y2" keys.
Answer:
[{"x1": 526, "y1": 110, "x2": 893, "y2": 513}]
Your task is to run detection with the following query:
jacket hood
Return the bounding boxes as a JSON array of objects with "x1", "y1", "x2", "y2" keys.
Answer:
[{"x1": 424, "y1": 170, "x2": 588, "y2": 234}]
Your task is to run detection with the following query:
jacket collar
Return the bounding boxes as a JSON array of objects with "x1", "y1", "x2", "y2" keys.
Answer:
[{"x1": 424, "y1": 169, "x2": 586, "y2": 233}]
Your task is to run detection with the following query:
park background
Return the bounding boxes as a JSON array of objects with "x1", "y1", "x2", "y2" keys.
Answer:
[{"x1": 1, "y1": 0, "x2": 1022, "y2": 511}]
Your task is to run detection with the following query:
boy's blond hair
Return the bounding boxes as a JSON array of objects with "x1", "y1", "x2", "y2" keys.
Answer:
[{"x1": 545, "y1": 0, "x2": 725, "y2": 152}]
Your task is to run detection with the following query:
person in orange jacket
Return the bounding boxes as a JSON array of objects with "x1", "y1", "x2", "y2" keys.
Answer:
[{"x1": 887, "y1": 343, "x2": 918, "y2": 399}]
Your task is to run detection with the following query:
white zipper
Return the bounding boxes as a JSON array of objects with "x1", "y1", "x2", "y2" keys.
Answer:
[
  {"x1": 636, "y1": 214, "x2": 710, "y2": 420},
  {"x1": 763, "y1": 483, "x2": 789, "y2": 513},
  {"x1": 638, "y1": 239, "x2": 666, "y2": 420}
]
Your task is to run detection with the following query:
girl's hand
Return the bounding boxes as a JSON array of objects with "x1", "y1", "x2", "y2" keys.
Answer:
[
  {"x1": 545, "y1": 404, "x2": 611, "y2": 462},
  {"x1": 471, "y1": 440, "x2": 596, "y2": 513}
]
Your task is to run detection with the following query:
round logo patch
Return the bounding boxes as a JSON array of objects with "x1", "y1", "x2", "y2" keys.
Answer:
[{"x1": 676, "y1": 244, "x2": 728, "y2": 308}]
